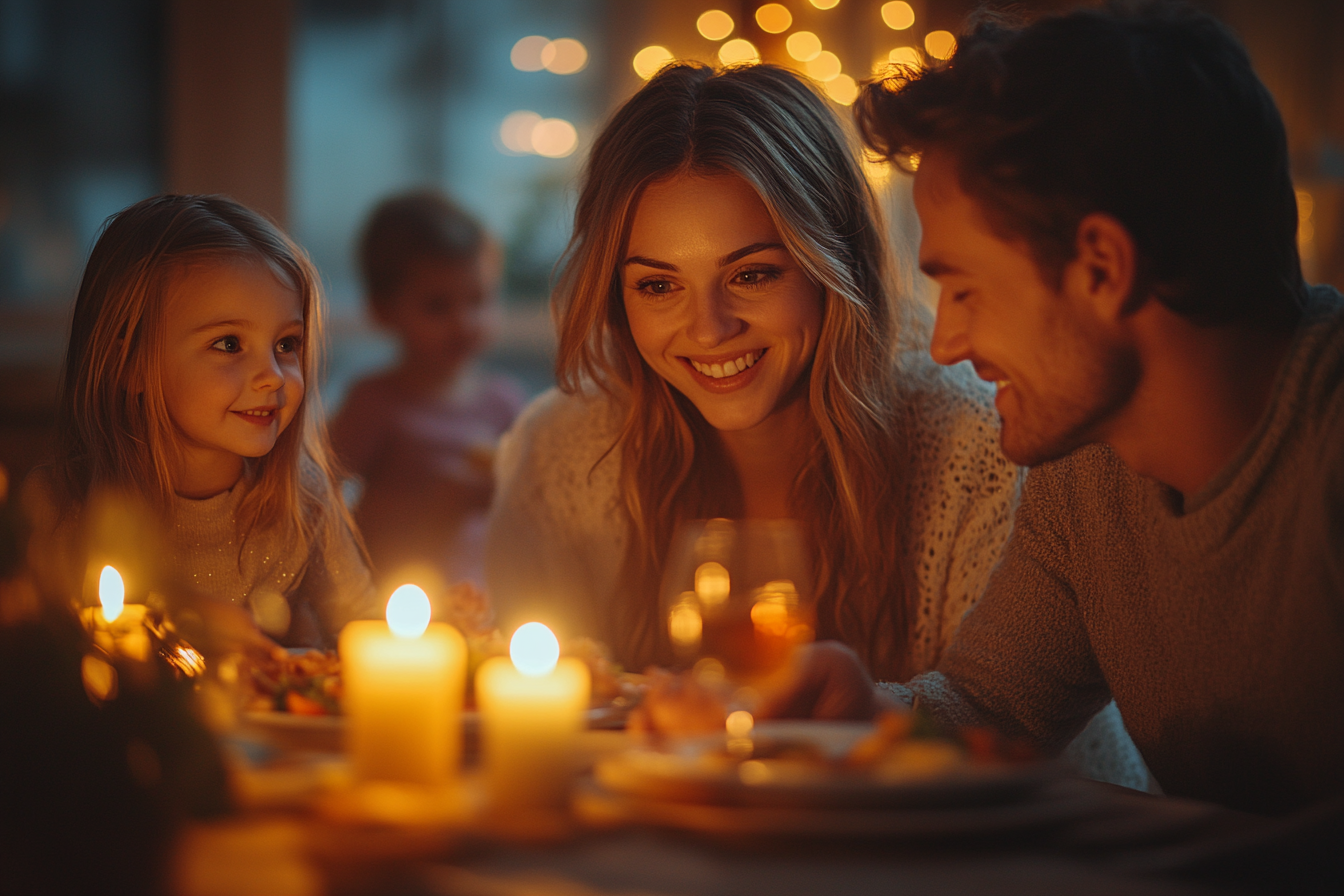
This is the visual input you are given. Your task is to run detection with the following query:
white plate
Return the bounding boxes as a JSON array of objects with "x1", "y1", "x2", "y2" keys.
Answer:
[
  {"x1": 594, "y1": 721, "x2": 1060, "y2": 810},
  {"x1": 240, "y1": 704, "x2": 629, "y2": 752},
  {"x1": 575, "y1": 776, "x2": 1100, "y2": 841}
]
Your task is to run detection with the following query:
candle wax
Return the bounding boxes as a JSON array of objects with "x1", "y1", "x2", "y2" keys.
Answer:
[
  {"x1": 339, "y1": 620, "x2": 466, "y2": 786},
  {"x1": 475, "y1": 655, "x2": 590, "y2": 810}
]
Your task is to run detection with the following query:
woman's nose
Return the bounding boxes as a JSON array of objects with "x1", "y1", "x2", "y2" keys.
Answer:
[
  {"x1": 686, "y1": 287, "x2": 744, "y2": 348},
  {"x1": 929, "y1": 292, "x2": 972, "y2": 367}
]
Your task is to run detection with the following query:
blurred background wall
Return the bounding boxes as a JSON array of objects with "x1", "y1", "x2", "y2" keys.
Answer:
[{"x1": 2, "y1": 0, "x2": 1342, "y2": 487}]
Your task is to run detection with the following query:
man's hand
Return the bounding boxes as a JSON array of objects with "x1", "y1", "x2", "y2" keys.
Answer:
[{"x1": 758, "y1": 641, "x2": 902, "y2": 721}]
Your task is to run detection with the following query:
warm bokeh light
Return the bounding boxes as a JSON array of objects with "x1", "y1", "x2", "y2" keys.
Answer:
[
  {"x1": 881, "y1": 1, "x2": 915, "y2": 30},
  {"x1": 806, "y1": 50, "x2": 842, "y2": 82},
  {"x1": 824, "y1": 73, "x2": 859, "y2": 104},
  {"x1": 889, "y1": 46, "x2": 922, "y2": 69},
  {"x1": 531, "y1": 118, "x2": 578, "y2": 157},
  {"x1": 500, "y1": 110, "x2": 541, "y2": 153},
  {"x1": 510, "y1": 35, "x2": 550, "y2": 72},
  {"x1": 726, "y1": 710, "x2": 755, "y2": 738},
  {"x1": 541, "y1": 37, "x2": 588, "y2": 74},
  {"x1": 669, "y1": 595, "x2": 704, "y2": 649},
  {"x1": 756, "y1": 3, "x2": 792, "y2": 33},
  {"x1": 1298, "y1": 189, "x2": 1316, "y2": 247},
  {"x1": 633, "y1": 45, "x2": 674, "y2": 80},
  {"x1": 99, "y1": 565, "x2": 124, "y2": 624},
  {"x1": 719, "y1": 38, "x2": 760, "y2": 66},
  {"x1": 386, "y1": 584, "x2": 431, "y2": 638},
  {"x1": 695, "y1": 561, "x2": 731, "y2": 605},
  {"x1": 750, "y1": 596, "x2": 790, "y2": 635},
  {"x1": 810, "y1": 0, "x2": 841, "y2": 9},
  {"x1": 697, "y1": 9, "x2": 735, "y2": 41},
  {"x1": 908, "y1": 151, "x2": 923, "y2": 171},
  {"x1": 510, "y1": 622, "x2": 560, "y2": 676},
  {"x1": 925, "y1": 30, "x2": 957, "y2": 60},
  {"x1": 786, "y1": 31, "x2": 823, "y2": 62}
]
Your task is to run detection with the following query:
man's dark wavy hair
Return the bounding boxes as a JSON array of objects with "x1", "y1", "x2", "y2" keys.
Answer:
[{"x1": 857, "y1": 1, "x2": 1306, "y2": 328}]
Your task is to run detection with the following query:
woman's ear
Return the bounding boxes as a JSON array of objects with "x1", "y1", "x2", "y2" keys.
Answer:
[{"x1": 1064, "y1": 213, "x2": 1140, "y2": 323}]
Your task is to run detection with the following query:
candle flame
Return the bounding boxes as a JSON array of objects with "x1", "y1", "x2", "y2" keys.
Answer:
[
  {"x1": 386, "y1": 584, "x2": 431, "y2": 638},
  {"x1": 510, "y1": 622, "x2": 559, "y2": 676},
  {"x1": 99, "y1": 565, "x2": 125, "y2": 624}
]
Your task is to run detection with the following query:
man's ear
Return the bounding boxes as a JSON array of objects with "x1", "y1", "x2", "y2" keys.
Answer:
[{"x1": 1065, "y1": 213, "x2": 1139, "y2": 323}]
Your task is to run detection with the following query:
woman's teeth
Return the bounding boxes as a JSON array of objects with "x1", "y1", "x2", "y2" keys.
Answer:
[
  {"x1": 241, "y1": 409, "x2": 274, "y2": 417},
  {"x1": 691, "y1": 351, "x2": 759, "y2": 379}
]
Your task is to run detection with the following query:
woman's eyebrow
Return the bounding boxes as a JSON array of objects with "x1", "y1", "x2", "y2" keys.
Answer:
[
  {"x1": 717, "y1": 241, "x2": 785, "y2": 267},
  {"x1": 623, "y1": 255, "x2": 676, "y2": 271},
  {"x1": 623, "y1": 241, "x2": 786, "y2": 272}
]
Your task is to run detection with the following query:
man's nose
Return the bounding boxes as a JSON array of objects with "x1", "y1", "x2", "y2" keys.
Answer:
[
  {"x1": 929, "y1": 292, "x2": 971, "y2": 366},
  {"x1": 686, "y1": 287, "x2": 745, "y2": 348}
]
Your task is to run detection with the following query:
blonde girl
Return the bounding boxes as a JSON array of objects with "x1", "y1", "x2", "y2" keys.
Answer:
[{"x1": 25, "y1": 194, "x2": 377, "y2": 645}]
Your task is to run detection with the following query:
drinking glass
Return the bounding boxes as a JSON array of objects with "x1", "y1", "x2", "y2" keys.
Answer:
[{"x1": 661, "y1": 519, "x2": 815, "y2": 687}]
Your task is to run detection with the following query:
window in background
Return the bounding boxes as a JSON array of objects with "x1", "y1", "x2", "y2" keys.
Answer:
[{"x1": 0, "y1": 0, "x2": 161, "y2": 317}]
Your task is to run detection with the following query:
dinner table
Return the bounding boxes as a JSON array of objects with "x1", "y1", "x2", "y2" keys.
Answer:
[{"x1": 167, "y1": 713, "x2": 1335, "y2": 896}]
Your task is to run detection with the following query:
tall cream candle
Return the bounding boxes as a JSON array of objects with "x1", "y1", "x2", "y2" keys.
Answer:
[
  {"x1": 475, "y1": 622, "x2": 590, "y2": 810},
  {"x1": 339, "y1": 585, "x2": 466, "y2": 786}
]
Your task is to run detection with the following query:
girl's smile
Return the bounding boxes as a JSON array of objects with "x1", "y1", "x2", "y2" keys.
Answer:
[{"x1": 161, "y1": 258, "x2": 305, "y2": 497}]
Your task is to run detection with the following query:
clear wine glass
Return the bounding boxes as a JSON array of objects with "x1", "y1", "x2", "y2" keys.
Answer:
[{"x1": 661, "y1": 519, "x2": 815, "y2": 692}]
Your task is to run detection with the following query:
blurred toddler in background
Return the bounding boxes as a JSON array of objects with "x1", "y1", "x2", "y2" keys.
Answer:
[{"x1": 331, "y1": 190, "x2": 524, "y2": 609}]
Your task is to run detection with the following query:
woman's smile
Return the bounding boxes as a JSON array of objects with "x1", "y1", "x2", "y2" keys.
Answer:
[{"x1": 622, "y1": 173, "x2": 822, "y2": 434}]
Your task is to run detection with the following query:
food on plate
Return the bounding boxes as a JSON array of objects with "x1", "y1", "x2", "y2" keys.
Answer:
[
  {"x1": 245, "y1": 648, "x2": 341, "y2": 715},
  {"x1": 243, "y1": 630, "x2": 643, "y2": 715}
]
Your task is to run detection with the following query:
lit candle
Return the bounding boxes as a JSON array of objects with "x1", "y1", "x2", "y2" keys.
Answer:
[
  {"x1": 81, "y1": 565, "x2": 150, "y2": 661},
  {"x1": 475, "y1": 623, "x2": 591, "y2": 811},
  {"x1": 339, "y1": 584, "x2": 467, "y2": 786}
]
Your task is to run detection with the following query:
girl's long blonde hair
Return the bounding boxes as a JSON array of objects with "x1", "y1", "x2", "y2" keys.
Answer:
[
  {"x1": 52, "y1": 194, "x2": 354, "y2": 572},
  {"x1": 555, "y1": 64, "x2": 926, "y2": 678}
]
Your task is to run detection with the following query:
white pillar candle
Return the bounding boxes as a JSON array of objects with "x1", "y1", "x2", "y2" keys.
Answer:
[
  {"x1": 339, "y1": 584, "x2": 466, "y2": 786},
  {"x1": 475, "y1": 622, "x2": 591, "y2": 810}
]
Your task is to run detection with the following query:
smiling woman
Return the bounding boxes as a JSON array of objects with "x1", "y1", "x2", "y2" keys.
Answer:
[{"x1": 485, "y1": 63, "x2": 1020, "y2": 685}]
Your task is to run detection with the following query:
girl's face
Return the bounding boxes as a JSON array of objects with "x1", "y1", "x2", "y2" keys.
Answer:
[
  {"x1": 621, "y1": 173, "x2": 824, "y2": 433},
  {"x1": 160, "y1": 258, "x2": 305, "y2": 495}
]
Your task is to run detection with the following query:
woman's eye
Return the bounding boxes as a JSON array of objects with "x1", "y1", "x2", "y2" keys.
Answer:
[
  {"x1": 734, "y1": 267, "x2": 780, "y2": 288},
  {"x1": 210, "y1": 335, "x2": 241, "y2": 353},
  {"x1": 636, "y1": 278, "x2": 674, "y2": 296},
  {"x1": 276, "y1": 336, "x2": 303, "y2": 354}
]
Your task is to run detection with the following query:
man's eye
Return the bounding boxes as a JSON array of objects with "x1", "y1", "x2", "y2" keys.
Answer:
[{"x1": 211, "y1": 336, "x2": 241, "y2": 353}]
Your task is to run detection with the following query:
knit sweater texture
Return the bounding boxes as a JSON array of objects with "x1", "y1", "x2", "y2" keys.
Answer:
[
  {"x1": 23, "y1": 472, "x2": 378, "y2": 647},
  {"x1": 487, "y1": 362, "x2": 1150, "y2": 788},
  {"x1": 890, "y1": 285, "x2": 1344, "y2": 815}
]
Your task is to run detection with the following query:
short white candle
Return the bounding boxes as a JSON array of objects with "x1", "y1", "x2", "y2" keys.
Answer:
[
  {"x1": 475, "y1": 622, "x2": 591, "y2": 810},
  {"x1": 80, "y1": 565, "x2": 150, "y2": 661},
  {"x1": 339, "y1": 585, "x2": 466, "y2": 786}
]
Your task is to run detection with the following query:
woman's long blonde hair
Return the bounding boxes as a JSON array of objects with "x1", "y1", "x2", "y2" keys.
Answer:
[
  {"x1": 555, "y1": 64, "x2": 925, "y2": 678},
  {"x1": 51, "y1": 194, "x2": 354, "y2": 573}
]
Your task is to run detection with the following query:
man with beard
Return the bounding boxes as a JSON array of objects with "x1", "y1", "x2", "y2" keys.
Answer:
[{"x1": 783, "y1": 2, "x2": 1343, "y2": 821}]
